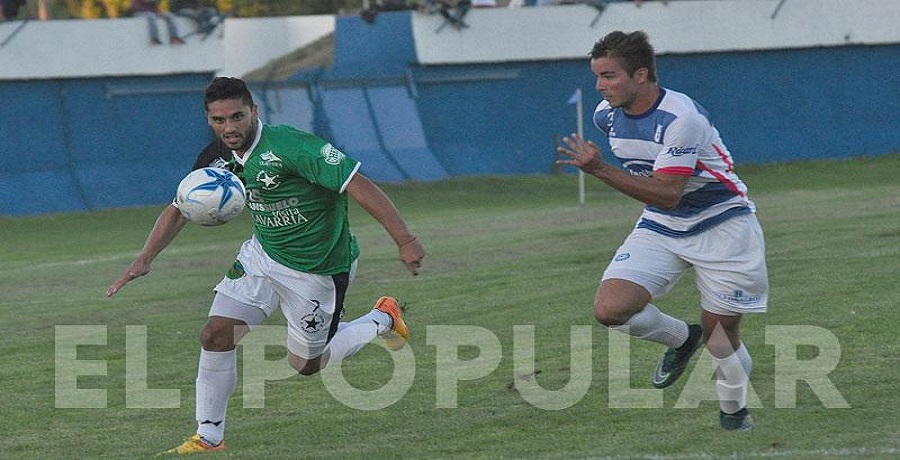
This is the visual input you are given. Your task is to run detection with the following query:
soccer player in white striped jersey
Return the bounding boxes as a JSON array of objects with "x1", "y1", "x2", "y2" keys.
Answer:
[{"x1": 557, "y1": 30, "x2": 768, "y2": 431}]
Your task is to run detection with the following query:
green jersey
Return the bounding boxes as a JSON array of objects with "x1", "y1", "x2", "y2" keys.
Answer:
[{"x1": 232, "y1": 123, "x2": 361, "y2": 274}]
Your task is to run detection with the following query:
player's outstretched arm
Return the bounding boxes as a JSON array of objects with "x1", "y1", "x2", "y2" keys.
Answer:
[
  {"x1": 556, "y1": 133, "x2": 689, "y2": 209},
  {"x1": 346, "y1": 173, "x2": 425, "y2": 275},
  {"x1": 106, "y1": 204, "x2": 189, "y2": 297}
]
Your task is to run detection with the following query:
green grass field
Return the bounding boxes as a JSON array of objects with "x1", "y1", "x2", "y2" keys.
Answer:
[{"x1": 1, "y1": 154, "x2": 898, "y2": 459}]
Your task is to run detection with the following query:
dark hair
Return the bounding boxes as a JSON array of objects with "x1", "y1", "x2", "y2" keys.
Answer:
[
  {"x1": 204, "y1": 77, "x2": 254, "y2": 110},
  {"x1": 589, "y1": 31, "x2": 658, "y2": 83}
]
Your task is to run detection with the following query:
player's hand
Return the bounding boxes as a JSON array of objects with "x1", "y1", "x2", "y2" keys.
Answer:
[
  {"x1": 556, "y1": 133, "x2": 605, "y2": 174},
  {"x1": 398, "y1": 237, "x2": 425, "y2": 276},
  {"x1": 106, "y1": 261, "x2": 151, "y2": 297}
]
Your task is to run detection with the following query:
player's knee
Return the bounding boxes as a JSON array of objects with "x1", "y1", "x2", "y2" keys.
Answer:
[
  {"x1": 594, "y1": 279, "x2": 649, "y2": 327},
  {"x1": 199, "y1": 324, "x2": 234, "y2": 351},
  {"x1": 295, "y1": 365, "x2": 321, "y2": 376},
  {"x1": 289, "y1": 354, "x2": 322, "y2": 376},
  {"x1": 593, "y1": 302, "x2": 630, "y2": 327},
  {"x1": 701, "y1": 314, "x2": 743, "y2": 357},
  {"x1": 706, "y1": 329, "x2": 741, "y2": 357}
]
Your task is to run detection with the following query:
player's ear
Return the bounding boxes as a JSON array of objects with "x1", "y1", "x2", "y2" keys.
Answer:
[{"x1": 634, "y1": 67, "x2": 649, "y2": 83}]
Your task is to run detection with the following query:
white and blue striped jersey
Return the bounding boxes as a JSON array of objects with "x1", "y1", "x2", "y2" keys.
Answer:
[{"x1": 592, "y1": 88, "x2": 754, "y2": 237}]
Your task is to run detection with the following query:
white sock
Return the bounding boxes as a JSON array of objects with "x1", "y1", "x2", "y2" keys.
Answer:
[
  {"x1": 195, "y1": 348, "x2": 236, "y2": 446},
  {"x1": 367, "y1": 308, "x2": 392, "y2": 335},
  {"x1": 735, "y1": 342, "x2": 752, "y2": 375},
  {"x1": 713, "y1": 343, "x2": 751, "y2": 414},
  {"x1": 323, "y1": 314, "x2": 380, "y2": 368},
  {"x1": 610, "y1": 303, "x2": 689, "y2": 348}
]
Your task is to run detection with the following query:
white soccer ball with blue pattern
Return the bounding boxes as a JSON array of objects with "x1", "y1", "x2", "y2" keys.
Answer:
[{"x1": 175, "y1": 167, "x2": 246, "y2": 226}]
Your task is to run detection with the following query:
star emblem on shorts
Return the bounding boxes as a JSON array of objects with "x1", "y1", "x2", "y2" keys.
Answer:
[{"x1": 301, "y1": 312, "x2": 325, "y2": 333}]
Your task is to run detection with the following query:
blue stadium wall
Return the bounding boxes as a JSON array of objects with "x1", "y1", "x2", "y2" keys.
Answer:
[
  {"x1": 2, "y1": 11, "x2": 899, "y2": 216},
  {"x1": 0, "y1": 75, "x2": 214, "y2": 215},
  {"x1": 259, "y1": 13, "x2": 900, "y2": 181}
]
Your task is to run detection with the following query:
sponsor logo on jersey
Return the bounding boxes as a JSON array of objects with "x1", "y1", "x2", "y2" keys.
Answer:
[
  {"x1": 247, "y1": 195, "x2": 309, "y2": 228},
  {"x1": 247, "y1": 197, "x2": 301, "y2": 212},
  {"x1": 320, "y1": 143, "x2": 346, "y2": 165},
  {"x1": 665, "y1": 146, "x2": 698, "y2": 157},
  {"x1": 251, "y1": 207, "x2": 309, "y2": 228},
  {"x1": 623, "y1": 160, "x2": 654, "y2": 177},
  {"x1": 614, "y1": 252, "x2": 630, "y2": 262},
  {"x1": 259, "y1": 150, "x2": 282, "y2": 166}
]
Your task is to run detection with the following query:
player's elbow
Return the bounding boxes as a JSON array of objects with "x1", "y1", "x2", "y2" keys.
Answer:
[
  {"x1": 649, "y1": 174, "x2": 689, "y2": 210},
  {"x1": 649, "y1": 194, "x2": 682, "y2": 211}
]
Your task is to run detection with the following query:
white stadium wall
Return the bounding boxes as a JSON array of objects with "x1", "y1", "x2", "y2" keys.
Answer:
[
  {"x1": 412, "y1": 0, "x2": 900, "y2": 63},
  {"x1": 1, "y1": 0, "x2": 896, "y2": 80},
  {"x1": 0, "y1": 15, "x2": 335, "y2": 79}
]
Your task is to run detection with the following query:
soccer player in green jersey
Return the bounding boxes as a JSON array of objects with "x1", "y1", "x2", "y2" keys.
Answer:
[{"x1": 108, "y1": 77, "x2": 426, "y2": 454}]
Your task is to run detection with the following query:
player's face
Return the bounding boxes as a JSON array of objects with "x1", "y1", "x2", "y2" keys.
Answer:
[
  {"x1": 206, "y1": 98, "x2": 259, "y2": 154},
  {"x1": 591, "y1": 56, "x2": 641, "y2": 112}
]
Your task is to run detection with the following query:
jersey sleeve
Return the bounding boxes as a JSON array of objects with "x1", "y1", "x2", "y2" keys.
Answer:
[
  {"x1": 592, "y1": 101, "x2": 613, "y2": 136},
  {"x1": 653, "y1": 113, "x2": 705, "y2": 176},
  {"x1": 191, "y1": 140, "x2": 231, "y2": 171},
  {"x1": 287, "y1": 133, "x2": 360, "y2": 193}
]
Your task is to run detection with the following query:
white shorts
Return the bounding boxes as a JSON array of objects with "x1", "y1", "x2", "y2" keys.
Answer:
[
  {"x1": 602, "y1": 213, "x2": 768, "y2": 316},
  {"x1": 211, "y1": 235, "x2": 357, "y2": 359}
]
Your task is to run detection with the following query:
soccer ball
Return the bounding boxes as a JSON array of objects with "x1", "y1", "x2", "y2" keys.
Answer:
[{"x1": 175, "y1": 167, "x2": 246, "y2": 226}]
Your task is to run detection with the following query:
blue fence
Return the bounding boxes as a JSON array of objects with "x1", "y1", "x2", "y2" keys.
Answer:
[{"x1": 1, "y1": 12, "x2": 898, "y2": 216}]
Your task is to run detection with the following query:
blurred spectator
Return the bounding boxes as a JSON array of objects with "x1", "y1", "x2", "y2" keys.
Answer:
[
  {"x1": 513, "y1": 0, "x2": 666, "y2": 5},
  {"x1": 37, "y1": 0, "x2": 49, "y2": 20},
  {"x1": 170, "y1": 0, "x2": 224, "y2": 39},
  {"x1": 131, "y1": 0, "x2": 180, "y2": 45},
  {"x1": 634, "y1": 0, "x2": 669, "y2": 6},
  {"x1": 1, "y1": 0, "x2": 25, "y2": 21},
  {"x1": 434, "y1": 0, "x2": 471, "y2": 29},
  {"x1": 361, "y1": 0, "x2": 418, "y2": 24}
]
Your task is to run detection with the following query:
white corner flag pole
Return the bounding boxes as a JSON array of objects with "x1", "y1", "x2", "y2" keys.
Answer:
[
  {"x1": 566, "y1": 88, "x2": 586, "y2": 205},
  {"x1": 575, "y1": 88, "x2": 585, "y2": 205}
]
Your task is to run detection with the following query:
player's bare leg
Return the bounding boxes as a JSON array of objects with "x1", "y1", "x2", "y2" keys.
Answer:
[
  {"x1": 163, "y1": 315, "x2": 248, "y2": 454},
  {"x1": 702, "y1": 311, "x2": 754, "y2": 431},
  {"x1": 594, "y1": 279, "x2": 701, "y2": 388}
]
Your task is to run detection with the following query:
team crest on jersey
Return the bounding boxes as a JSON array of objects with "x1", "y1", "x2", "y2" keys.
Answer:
[
  {"x1": 320, "y1": 143, "x2": 345, "y2": 165},
  {"x1": 255, "y1": 170, "x2": 281, "y2": 190},
  {"x1": 259, "y1": 150, "x2": 282, "y2": 166}
]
